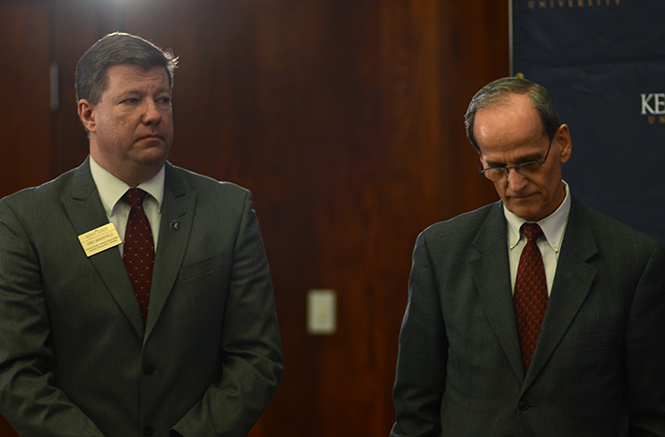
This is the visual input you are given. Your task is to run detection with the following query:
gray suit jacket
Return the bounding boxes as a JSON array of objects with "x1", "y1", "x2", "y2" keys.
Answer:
[
  {"x1": 0, "y1": 159, "x2": 283, "y2": 436},
  {"x1": 391, "y1": 197, "x2": 665, "y2": 437}
]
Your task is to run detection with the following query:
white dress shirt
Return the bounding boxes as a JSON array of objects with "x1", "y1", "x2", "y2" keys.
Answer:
[
  {"x1": 504, "y1": 181, "x2": 571, "y2": 295},
  {"x1": 89, "y1": 157, "x2": 164, "y2": 256}
]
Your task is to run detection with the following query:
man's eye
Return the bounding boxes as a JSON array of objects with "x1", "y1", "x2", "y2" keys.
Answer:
[
  {"x1": 517, "y1": 161, "x2": 538, "y2": 169},
  {"x1": 122, "y1": 98, "x2": 139, "y2": 104}
]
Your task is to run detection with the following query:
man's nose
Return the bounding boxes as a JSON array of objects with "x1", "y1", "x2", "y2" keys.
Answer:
[
  {"x1": 506, "y1": 167, "x2": 528, "y2": 191},
  {"x1": 143, "y1": 100, "x2": 163, "y2": 125}
]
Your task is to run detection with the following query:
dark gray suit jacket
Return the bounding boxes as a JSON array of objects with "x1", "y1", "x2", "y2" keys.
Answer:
[
  {"x1": 391, "y1": 197, "x2": 665, "y2": 437},
  {"x1": 0, "y1": 159, "x2": 283, "y2": 436}
]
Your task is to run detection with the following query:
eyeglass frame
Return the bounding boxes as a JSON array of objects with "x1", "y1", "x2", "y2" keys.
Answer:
[{"x1": 477, "y1": 138, "x2": 553, "y2": 181}]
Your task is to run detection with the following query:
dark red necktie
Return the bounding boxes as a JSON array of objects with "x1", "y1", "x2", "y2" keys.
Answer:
[
  {"x1": 514, "y1": 223, "x2": 548, "y2": 372},
  {"x1": 123, "y1": 188, "x2": 155, "y2": 325}
]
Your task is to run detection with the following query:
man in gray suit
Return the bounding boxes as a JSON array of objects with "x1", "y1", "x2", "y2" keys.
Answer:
[
  {"x1": 0, "y1": 32, "x2": 283, "y2": 436},
  {"x1": 391, "y1": 77, "x2": 665, "y2": 436}
]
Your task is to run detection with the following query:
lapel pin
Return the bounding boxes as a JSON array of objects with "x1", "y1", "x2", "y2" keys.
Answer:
[{"x1": 170, "y1": 220, "x2": 182, "y2": 231}]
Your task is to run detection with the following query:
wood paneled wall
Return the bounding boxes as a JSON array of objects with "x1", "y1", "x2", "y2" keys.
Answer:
[
  {"x1": 0, "y1": 1, "x2": 508, "y2": 435},
  {"x1": 0, "y1": 0, "x2": 52, "y2": 198}
]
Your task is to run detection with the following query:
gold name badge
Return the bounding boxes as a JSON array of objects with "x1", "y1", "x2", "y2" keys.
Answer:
[{"x1": 78, "y1": 223, "x2": 122, "y2": 257}]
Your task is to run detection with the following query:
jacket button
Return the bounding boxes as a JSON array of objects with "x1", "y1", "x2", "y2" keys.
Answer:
[
  {"x1": 143, "y1": 426, "x2": 154, "y2": 436},
  {"x1": 143, "y1": 364, "x2": 155, "y2": 375},
  {"x1": 518, "y1": 400, "x2": 530, "y2": 410}
]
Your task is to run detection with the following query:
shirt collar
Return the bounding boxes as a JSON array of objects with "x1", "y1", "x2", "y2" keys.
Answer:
[
  {"x1": 504, "y1": 180, "x2": 571, "y2": 253},
  {"x1": 89, "y1": 156, "x2": 165, "y2": 215}
]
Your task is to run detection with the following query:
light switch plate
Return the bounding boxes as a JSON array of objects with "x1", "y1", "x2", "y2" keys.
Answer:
[{"x1": 307, "y1": 289, "x2": 337, "y2": 335}]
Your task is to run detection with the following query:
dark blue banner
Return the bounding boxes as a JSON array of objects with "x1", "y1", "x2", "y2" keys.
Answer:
[{"x1": 511, "y1": 0, "x2": 665, "y2": 245}]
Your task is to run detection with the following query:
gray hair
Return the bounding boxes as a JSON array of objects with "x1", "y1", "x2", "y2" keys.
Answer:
[
  {"x1": 75, "y1": 32, "x2": 178, "y2": 105},
  {"x1": 464, "y1": 77, "x2": 560, "y2": 150}
]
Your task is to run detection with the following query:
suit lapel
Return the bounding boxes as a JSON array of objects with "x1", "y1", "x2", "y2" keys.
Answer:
[
  {"x1": 471, "y1": 202, "x2": 526, "y2": 384},
  {"x1": 144, "y1": 164, "x2": 196, "y2": 340},
  {"x1": 524, "y1": 197, "x2": 599, "y2": 387},
  {"x1": 61, "y1": 158, "x2": 145, "y2": 337}
]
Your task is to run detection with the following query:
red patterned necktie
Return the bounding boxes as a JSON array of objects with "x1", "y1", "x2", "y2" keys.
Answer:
[
  {"x1": 514, "y1": 223, "x2": 548, "y2": 372},
  {"x1": 123, "y1": 188, "x2": 155, "y2": 325}
]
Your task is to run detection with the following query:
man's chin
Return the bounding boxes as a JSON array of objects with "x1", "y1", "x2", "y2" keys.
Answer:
[
  {"x1": 134, "y1": 145, "x2": 170, "y2": 165},
  {"x1": 505, "y1": 200, "x2": 542, "y2": 222}
]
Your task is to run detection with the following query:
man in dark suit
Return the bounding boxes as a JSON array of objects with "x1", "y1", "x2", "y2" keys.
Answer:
[
  {"x1": 0, "y1": 32, "x2": 283, "y2": 436},
  {"x1": 391, "y1": 77, "x2": 665, "y2": 436}
]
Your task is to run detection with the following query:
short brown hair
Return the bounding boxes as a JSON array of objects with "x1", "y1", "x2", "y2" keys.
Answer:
[
  {"x1": 464, "y1": 77, "x2": 560, "y2": 150},
  {"x1": 75, "y1": 32, "x2": 178, "y2": 105}
]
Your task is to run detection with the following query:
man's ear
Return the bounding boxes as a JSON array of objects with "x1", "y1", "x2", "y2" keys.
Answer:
[
  {"x1": 556, "y1": 123, "x2": 572, "y2": 164},
  {"x1": 476, "y1": 149, "x2": 486, "y2": 169},
  {"x1": 78, "y1": 99, "x2": 96, "y2": 133}
]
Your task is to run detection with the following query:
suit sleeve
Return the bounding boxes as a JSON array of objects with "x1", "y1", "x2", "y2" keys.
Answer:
[
  {"x1": 625, "y1": 243, "x2": 665, "y2": 436},
  {"x1": 171, "y1": 191, "x2": 283, "y2": 437},
  {"x1": 0, "y1": 200, "x2": 105, "y2": 436},
  {"x1": 391, "y1": 231, "x2": 447, "y2": 437}
]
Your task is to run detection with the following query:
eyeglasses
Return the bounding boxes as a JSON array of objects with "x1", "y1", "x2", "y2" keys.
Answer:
[{"x1": 478, "y1": 139, "x2": 552, "y2": 181}]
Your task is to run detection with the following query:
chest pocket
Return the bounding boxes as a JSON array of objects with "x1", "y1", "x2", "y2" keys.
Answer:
[{"x1": 178, "y1": 251, "x2": 227, "y2": 283}]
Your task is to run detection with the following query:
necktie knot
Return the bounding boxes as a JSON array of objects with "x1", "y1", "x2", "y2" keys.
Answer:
[
  {"x1": 124, "y1": 188, "x2": 147, "y2": 208},
  {"x1": 521, "y1": 223, "x2": 543, "y2": 243}
]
